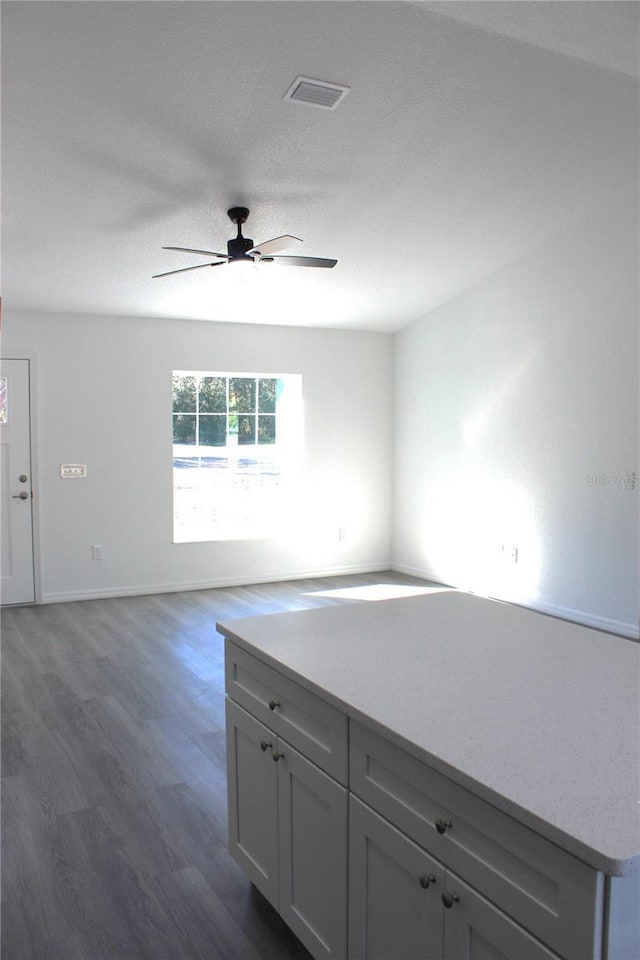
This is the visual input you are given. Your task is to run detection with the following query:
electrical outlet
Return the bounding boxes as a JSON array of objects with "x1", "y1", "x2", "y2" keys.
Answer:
[
  {"x1": 500, "y1": 544, "x2": 518, "y2": 563},
  {"x1": 338, "y1": 526, "x2": 347, "y2": 543},
  {"x1": 92, "y1": 544, "x2": 104, "y2": 561}
]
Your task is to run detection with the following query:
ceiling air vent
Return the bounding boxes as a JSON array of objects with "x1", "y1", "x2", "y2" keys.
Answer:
[{"x1": 283, "y1": 76, "x2": 350, "y2": 111}]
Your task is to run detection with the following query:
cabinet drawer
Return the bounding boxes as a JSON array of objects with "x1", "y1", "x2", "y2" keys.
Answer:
[
  {"x1": 351, "y1": 721, "x2": 602, "y2": 959},
  {"x1": 225, "y1": 640, "x2": 348, "y2": 784}
]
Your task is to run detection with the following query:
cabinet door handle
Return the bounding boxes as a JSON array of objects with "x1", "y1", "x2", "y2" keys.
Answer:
[
  {"x1": 435, "y1": 818, "x2": 452, "y2": 835},
  {"x1": 268, "y1": 699, "x2": 280, "y2": 711},
  {"x1": 441, "y1": 892, "x2": 460, "y2": 909},
  {"x1": 260, "y1": 740, "x2": 272, "y2": 752},
  {"x1": 419, "y1": 874, "x2": 436, "y2": 889},
  {"x1": 272, "y1": 750, "x2": 285, "y2": 762}
]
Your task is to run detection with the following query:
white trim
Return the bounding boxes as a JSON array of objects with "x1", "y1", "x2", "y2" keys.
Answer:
[
  {"x1": 391, "y1": 562, "x2": 639, "y2": 641},
  {"x1": 27, "y1": 353, "x2": 43, "y2": 604},
  {"x1": 0, "y1": 351, "x2": 43, "y2": 604},
  {"x1": 37, "y1": 554, "x2": 639, "y2": 641},
  {"x1": 502, "y1": 597, "x2": 639, "y2": 641},
  {"x1": 40, "y1": 562, "x2": 391, "y2": 604}
]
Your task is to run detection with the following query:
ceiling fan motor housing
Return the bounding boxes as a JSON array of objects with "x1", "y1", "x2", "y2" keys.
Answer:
[
  {"x1": 227, "y1": 235, "x2": 254, "y2": 261},
  {"x1": 227, "y1": 206, "x2": 254, "y2": 261}
]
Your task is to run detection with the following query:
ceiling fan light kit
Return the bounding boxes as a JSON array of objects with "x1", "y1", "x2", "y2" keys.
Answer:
[{"x1": 153, "y1": 207, "x2": 337, "y2": 279}]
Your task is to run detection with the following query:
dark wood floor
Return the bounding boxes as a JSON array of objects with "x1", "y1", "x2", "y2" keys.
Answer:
[{"x1": 1, "y1": 571, "x2": 437, "y2": 960}]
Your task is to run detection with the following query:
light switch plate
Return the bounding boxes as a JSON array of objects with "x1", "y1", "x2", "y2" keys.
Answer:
[{"x1": 60, "y1": 464, "x2": 87, "y2": 478}]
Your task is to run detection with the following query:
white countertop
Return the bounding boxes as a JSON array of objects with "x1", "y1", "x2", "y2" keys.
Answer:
[{"x1": 217, "y1": 590, "x2": 640, "y2": 876}]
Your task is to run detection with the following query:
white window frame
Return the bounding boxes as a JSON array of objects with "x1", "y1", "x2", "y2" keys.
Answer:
[{"x1": 172, "y1": 371, "x2": 302, "y2": 542}]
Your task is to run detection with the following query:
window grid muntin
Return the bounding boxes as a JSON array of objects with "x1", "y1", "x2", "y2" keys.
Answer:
[{"x1": 172, "y1": 376, "x2": 277, "y2": 447}]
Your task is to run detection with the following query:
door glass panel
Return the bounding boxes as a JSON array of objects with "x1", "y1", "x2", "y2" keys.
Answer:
[{"x1": 0, "y1": 377, "x2": 7, "y2": 424}]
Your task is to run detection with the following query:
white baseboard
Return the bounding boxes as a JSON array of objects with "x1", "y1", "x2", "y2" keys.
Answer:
[
  {"x1": 40, "y1": 561, "x2": 391, "y2": 605},
  {"x1": 391, "y1": 562, "x2": 639, "y2": 640},
  {"x1": 503, "y1": 598, "x2": 639, "y2": 641},
  {"x1": 39, "y1": 561, "x2": 640, "y2": 641}
]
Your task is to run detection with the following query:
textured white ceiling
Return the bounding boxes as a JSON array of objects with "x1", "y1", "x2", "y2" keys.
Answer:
[
  {"x1": 2, "y1": 1, "x2": 638, "y2": 331},
  {"x1": 415, "y1": 1, "x2": 639, "y2": 77}
]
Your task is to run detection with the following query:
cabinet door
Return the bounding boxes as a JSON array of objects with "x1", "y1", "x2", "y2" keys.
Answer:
[
  {"x1": 351, "y1": 719, "x2": 601, "y2": 960},
  {"x1": 225, "y1": 699, "x2": 279, "y2": 908},
  {"x1": 278, "y1": 741, "x2": 348, "y2": 959},
  {"x1": 443, "y1": 875, "x2": 559, "y2": 960},
  {"x1": 349, "y1": 796, "x2": 445, "y2": 960}
]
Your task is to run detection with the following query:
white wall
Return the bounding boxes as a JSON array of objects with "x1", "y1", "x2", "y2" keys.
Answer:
[
  {"x1": 3, "y1": 311, "x2": 393, "y2": 601},
  {"x1": 392, "y1": 193, "x2": 639, "y2": 638}
]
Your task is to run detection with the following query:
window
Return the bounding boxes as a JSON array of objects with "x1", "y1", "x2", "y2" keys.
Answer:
[{"x1": 172, "y1": 372, "x2": 302, "y2": 541}]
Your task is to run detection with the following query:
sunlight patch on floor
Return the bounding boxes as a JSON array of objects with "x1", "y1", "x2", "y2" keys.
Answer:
[{"x1": 304, "y1": 583, "x2": 456, "y2": 602}]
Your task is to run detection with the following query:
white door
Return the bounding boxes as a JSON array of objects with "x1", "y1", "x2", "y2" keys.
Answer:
[{"x1": 1, "y1": 358, "x2": 35, "y2": 604}]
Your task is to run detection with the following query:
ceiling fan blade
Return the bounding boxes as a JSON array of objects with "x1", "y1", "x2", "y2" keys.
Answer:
[
  {"x1": 261, "y1": 255, "x2": 337, "y2": 269},
  {"x1": 163, "y1": 246, "x2": 228, "y2": 259},
  {"x1": 152, "y1": 261, "x2": 227, "y2": 278},
  {"x1": 249, "y1": 235, "x2": 302, "y2": 257}
]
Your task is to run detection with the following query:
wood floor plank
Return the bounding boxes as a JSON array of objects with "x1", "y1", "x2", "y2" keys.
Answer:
[
  {"x1": 80, "y1": 693, "x2": 186, "y2": 791},
  {"x1": 143, "y1": 714, "x2": 228, "y2": 809},
  {"x1": 0, "y1": 894, "x2": 42, "y2": 960},
  {"x1": 1, "y1": 714, "x2": 28, "y2": 777},
  {"x1": 161, "y1": 683, "x2": 226, "y2": 736},
  {"x1": 2, "y1": 774, "x2": 78, "y2": 950},
  {"x1": 1, "y1": 571, "x2": 438, "y2": 959},
  {"x1": 38, "y1": 682, "x2": 155, "y2": 808},
  {"x1": 2, "y1": 709, "x2": 92, "y2": 814},
  {"x1": 153, "y1": 865, "x2": 261, "y2": 960},
  {"x1": 151, "y1": 780, "x2": 240, "y2": 897},
  {"x1": 67, "y1": 803, "x2": 188, "y2": 960},
  {"x1": 192, "y1": 726, "x2": 227, "y2": 772}
]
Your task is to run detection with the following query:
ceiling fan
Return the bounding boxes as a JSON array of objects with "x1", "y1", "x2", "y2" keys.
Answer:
[{"x1": 152, "y1": 207, "x2": 337, "y2": 278}]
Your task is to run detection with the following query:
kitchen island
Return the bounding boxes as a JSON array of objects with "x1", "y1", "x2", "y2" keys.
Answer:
[{"x1": 218, "y1": 590, "x2": 640, "y2": 960}]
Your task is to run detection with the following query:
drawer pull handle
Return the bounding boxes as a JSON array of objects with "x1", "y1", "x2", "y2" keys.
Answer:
[
  {"x1": 268, "y1": 699, "x2": 281, "y2": 711},
  {"x1": 442, "y1": 892, "x2": 459, "y2": 909},
  {"x1": 435, "y1": 818, "x2": 452, "y2": 835},
  {"x1": 260, "y1": 741, "x2": 272, "y2": 752},
  {"x1": 272, "y1": 750, "x2": 285, "y2": 762},
  {"x1": 419, "y1": 874, "x2": 436, "y2": 889}
]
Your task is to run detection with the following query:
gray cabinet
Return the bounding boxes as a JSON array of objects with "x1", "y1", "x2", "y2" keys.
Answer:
[
  {"x1": 349, "y1": 796, "x2": 559, "y2": 960},
  {"x1": 224, "y1": 638, "x2": 639, "y2": 960},
  {"x1": 226, "y1": 697, "x2": 348, "y2": 959},
  {"x1": 350, "y1": 720, "x2": 601, "y2": 960}
]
